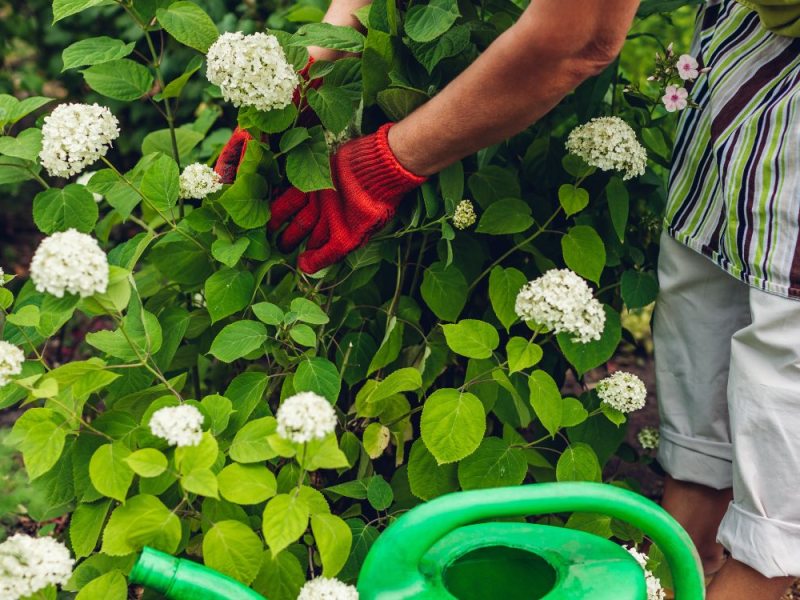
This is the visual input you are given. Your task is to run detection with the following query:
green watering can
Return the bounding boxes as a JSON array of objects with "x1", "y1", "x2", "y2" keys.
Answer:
[{"x1": 130, "y1": 482, "x2": 705, "y2": 599}]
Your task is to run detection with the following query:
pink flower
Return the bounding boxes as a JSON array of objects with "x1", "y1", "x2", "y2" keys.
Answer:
[
  {"x1": 662, "y1": 85, "x2": 688, "y2": 112},
  {"x1": 676, "y1": 54, "x2": 699, "y2": 81}
]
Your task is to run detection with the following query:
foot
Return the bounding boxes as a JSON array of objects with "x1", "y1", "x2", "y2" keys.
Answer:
[{"x1": 707, "y1": 558, "x2": 793, "y2": 600}]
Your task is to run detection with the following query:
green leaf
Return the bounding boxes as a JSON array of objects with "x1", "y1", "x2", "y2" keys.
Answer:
[
  {"x1": 488, "y1": 266, "x2": 526, "y2": 330},
  {"x1": 557, "y1": 305, "x2": 621, "y2": 375},
  {"x1": 262, "y1": 493, "x2": 310, "y2": 555},
  {"x1": 0, "y1": 128, "x2": 43, "y2": 161},
  {"x1": 286, "y1": 126, "x2": 332, "y2": 192},
  {"x1": 620, "y1": 270, "x2": 659, "y2": 309},
  {"x1": 404, "y1": 0, "x2": 460, "y2": 43},
  {"x1": 218, "y1": 463, "x2": 277, "y2": 504},
  {"x1": 289, "y1": 324, "x2": 316, "y2": 347},
  {"x1": 561, "y1": 225, "x2": 606, "y2": 284},
  {"x1": 212, "y1": 237, "x2": 250, "y2": 268},
  {"x1": 306, "y1": 86, "x2": 353, "y2": 134},
  {"x1": 355, "y1": 368, "x2": 421, "y2": 417},
  {"x1": 142, "y1": 127, "x2": 204, "y2": 157},
  {"x1": 420, "y1": 388, "x2": 485, "y2": 464},
  {"x1": 408, "y1": 24, "x2": 471, "y2": 73},
  {"x1": 252, "y1": 551, "x2": 305, "y2": 600},
  {"x1": 528, "y1": 370, "x2": 563, "y2": 437},
  {"x1": 89, "y1": 443, "x2": 133, "y2": 502},
  {"x1": 140, "y1": 154, "x2": 180, "y2": 216},
  {"x1": 205, "y1": 268, "x2": 255, "y2": 323},
  {"x1": 149, "y1": 231, "x2": 212, "y2": 285},
  {"x1": 366, "y1": 474, "x2": 393, "y2": 510},
  {"x1": 290, "y1": 23, "x2": 366, "y2": 52},
  {"x1": 7, "y1": 305, "x2": 40, "y2": 328},
  {"x1": 182, "y1": 468, "x2": 219, "y2": 498},
  {"x1": 606, "y1": 176, "x2": 629, "y2": 242},
  {"x1": 156, "y1": 1, "x2": 219, "y2": 53},
  {"x1": 363, "y1": 423, "x2": 390, "y2": 458},
  {"x1": 294, "y1": 357, "x2": 341, "y2": 403},
  {"x1": 62, "y1": 37, "x2": 135, "y2": 71},
  {"x1": 420, "y1": 262, "x2": 467, "y2": 322},
  {"x1": 33, "y1": 184, "x2": 98, "y2": 234},
  {"x1": 69, "y1": 500, "x2": 111, "y2": 559},
  {"x1": 407, "y1": 438, "x2": 458, "y2": 500},
  {"x1": 75, "y1": 570, "x2": 127, "y2": 600},
  {"x1": 101, "y1": 494, "x2": 182, "y2": 555},
  {"x1": 174, "y1": 432, "x2": 218, "y2": 474},
  {"x1": 239, "y1": 105, "x2": 297, "y2": 135},
  {"x1": 6, "y1": 408, "x2": 66, "y2": 480},
  {"x1": 124, "y1": 448, "x2": 167, "y2": 478},
  {"x1": 311, "y1": 513, "x2": 352, "y2": 577},
  {"x1": 366, "y1": 317, "x2": 404, "y2": 375},
  {"x1": 506, "y1": 337, "x2": 543, "y2": 373},
  {"x1": 230, "y1": 418, "x2": 280, "y2": 463},
  {"x1": 220, "y1": 173, "x2": 270, "y2": 229},
  {"x1": 442, "y1": 319, "x2": 499, "y2": 359},
  {"x1": 209, "y1": 320, "x2": 268, "y2": 363},
  {"x1": 457, "y1": 437, "x2": 527, "y2": 490},
  {"x1": 475, "y1": 198, "x2": 533, "y2": 235},
  {"x1": 52, "y1": 0, "x2": 109, "y2": 22},
  {"x1": 558, "y1": 184, "x2": 590, "y2": 216},
  {"x1": 376, "y1": 88, "x2": 428, "y2": 121},
  {"x1": 556, "y1": 443, "x2": 602, "y2": 482},
  {"x1": 82, "y1": 59, "x2": 154, "y2": 101},
  {"x1": 253, "y1": 302, "x2": 284, "y2": 326},
  {"x1": 290, "y1": 297, "x2": 330, "y2": 325},
  {"x1": 203, "y1": 521, "x2": 264, "y2": 585},
  {"x1": 156, "y1": 56, "x2": 204, "y2": 100}
]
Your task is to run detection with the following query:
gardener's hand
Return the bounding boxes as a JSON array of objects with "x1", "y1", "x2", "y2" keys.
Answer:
[
  {"x1": 213, "y1": 60, "x2": 320, "y2": 184},
  {"x1": 269, "y1": 123, "x2": 426, "y2": 274}
]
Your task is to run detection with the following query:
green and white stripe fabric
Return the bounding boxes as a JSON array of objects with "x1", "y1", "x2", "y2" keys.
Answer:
[{"x1": 666, "y1": 0, "x2": 800, "y2": 298}]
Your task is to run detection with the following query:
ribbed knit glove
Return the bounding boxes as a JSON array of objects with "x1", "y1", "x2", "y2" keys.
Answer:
[
  {"x1": 213, "y1": 59, "x2": 320, "y2": 184},
  {"x1": 269, "y1": 123, "x2": 426, "y2": 274}
]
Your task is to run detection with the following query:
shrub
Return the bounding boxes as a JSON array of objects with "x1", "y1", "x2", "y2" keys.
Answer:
[{"x1": 0, "y1": 0, "x2": 697, "y2": 596}]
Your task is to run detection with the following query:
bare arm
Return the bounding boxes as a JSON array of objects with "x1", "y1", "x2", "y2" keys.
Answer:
[
  {"x1": 309, "y1": 0, "x2": 371, "y2": 62},
  {"x1": 389, "y1": 0, "x2": 641, "y2": 176}
]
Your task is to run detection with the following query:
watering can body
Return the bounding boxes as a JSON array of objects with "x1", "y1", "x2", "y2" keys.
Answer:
[{"x1": 357, "y1": 482, "x2": 705, "y2": 600}]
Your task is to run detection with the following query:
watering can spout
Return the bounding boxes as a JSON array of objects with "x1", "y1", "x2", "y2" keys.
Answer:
[{"x1": 129, "y1": 547, "x2": 266, "y2": 600}]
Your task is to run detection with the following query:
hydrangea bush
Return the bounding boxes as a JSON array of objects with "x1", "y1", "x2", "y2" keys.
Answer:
[{"x1": 0, "y1": 0, "x2": 700, "y2": 597}]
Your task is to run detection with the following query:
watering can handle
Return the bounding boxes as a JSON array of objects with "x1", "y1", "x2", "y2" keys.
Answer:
[{"x1": 360, "y1": 482, "x2": 705, "y2": 599}]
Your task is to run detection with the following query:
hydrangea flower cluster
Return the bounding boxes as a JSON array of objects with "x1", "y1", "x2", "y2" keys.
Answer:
[
  {"x1": 29, "y1": 229, "x2": 109, "y2": 298},
  {"x1": 0, "y1": 341, "x2": 25, "y2": 387},
  {"x1": 0, "y1": 266, "x2": 5, "y2": 285},
  {"x1": 149, "y1": 404, "x2": 205, "y2": 447},
  {"x1": 179, "y1": 163, "x2": 223, "y2": 200},
  {"x1": 453, "y1": 199, "x2": 477, "y2": 230},
  {"x1": 206, "y1": 32, "x2": 298, "y2": 112},
  {"x1": 276, "y1": 392, "x2": 337, "y2": 444},
  {"x1": 626, "y1": 546, "x2": 666, "y2": 600},
  {"x1": 0, "y1": 534, "x2": 74, "y2": 600},
  {"x1": 637, "y1": 426, "x2": 660, "y2": 450},
  {"x1": 565, "y1": 117, "x2": 647, "y2": 181},
  {"x1": 514, "y1": 269, "x2": 605, "y2": 344},
  {"x1": 39, "y1": 103, "x2": 120, "y2": 178},
  {"x1": 297, "y1": 577, "x2": 359, "y2": 600},
  {"x1": 597, "y1": 371, "x2": 647, "y2": 413}
]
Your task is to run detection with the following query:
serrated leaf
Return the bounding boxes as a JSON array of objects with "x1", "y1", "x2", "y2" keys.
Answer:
[
  {"x1": 33, "y1": 184, "x2": 98, "y2": 234},
  {"x1": 157, "y1": 1, "x2": 219, "y2": 53},
  {"x1": 442, "y1": 319, "x2": 499, "y2": 359},
  {"x1": 82, "y1": 59, "x2": 153, "y2": 101},
  {"x1": 62, "y1": 37, "x2": 135, "y2": 71},
  {"x1": 475, "y1": 198, "x2": 533, "y2": 235},
  {"x1": 420, "y1": 388, "x2": 485, "y2": 464},
  {"x1": 561, "y1": 225, "x2": 606, "y2": 284},
  {"x1": 209, "y1": 320, "x2": 268, "y2": 362}
]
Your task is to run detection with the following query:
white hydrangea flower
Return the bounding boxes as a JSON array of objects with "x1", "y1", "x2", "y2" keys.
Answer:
[
  {"x1": 76, "y1": 171, "x2": 103, "y2": 203},
  {"x1": 0, "y1": 266, "x2": 5, "y2": 285},
  {"x1": 297, "y1": 577, "x2": 359, "y2": 600},
  {"x1": 149, "y1": 404, "x2": 205, "y2": 447},
  {"x1": 453, "y1": 200, "x2": 477, "y2": 230},
  {"x1": 39, "y1": 103, "x2": 120, "y2": 178},
  {"x1": 565, "y1": 116, "x2": 647, "y2": 181},
  {"x1": 179, "y1": 163, "x2": 223, "y2": 200},
  {"x1": 597, "y1": 371, "x2": 647, "y2": 413},
  {"x1": 637, "y1": 426, "x2": 660, "y2": 450},
  {"x1": 29, "y1": 229, "x2": 108, "y2": 298},
  {"x1": 0, "y1": 534, "x2": 74, "y2": 600},
  {"x1": 514, "y1": 269, "x2": 605, "y2": 344},
  {"x1": 0, "y1": 341, "x2": 25, "y2": 387},
  {"x1": 276, "y1": 392, "x2": 337, "y2": 444},
  {"x1": 626, "y1": 546, "x2": 666, "y2": 600},
  {"x1": 206, "y1": 32, "x2": 299, "y2": 112}
]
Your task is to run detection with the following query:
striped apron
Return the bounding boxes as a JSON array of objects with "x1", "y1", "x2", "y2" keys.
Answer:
[{"x1": 666, "y1": 0, "x2": 800, "y2": 298}]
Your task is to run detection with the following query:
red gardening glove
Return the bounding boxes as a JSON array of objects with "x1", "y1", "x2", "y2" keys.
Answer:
[
  {"x1": 214, "y1": 59, "x2": 321, "y2": 184},
  {"x1": 269, "y1": 123, "x2": 427, "y2": 274}
]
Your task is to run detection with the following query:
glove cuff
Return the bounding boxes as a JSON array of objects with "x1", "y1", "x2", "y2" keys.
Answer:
[{"x1": 345, "y1": 123, "x2": 427, "y2": 202}]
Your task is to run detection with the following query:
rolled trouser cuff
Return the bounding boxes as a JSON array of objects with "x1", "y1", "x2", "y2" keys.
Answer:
[
  {"x1": 718, "y1": 502, "x2": 800, "y2": 577},
  {"x1": 658, "y1": 427, "x2": 733, "y2": 490}
]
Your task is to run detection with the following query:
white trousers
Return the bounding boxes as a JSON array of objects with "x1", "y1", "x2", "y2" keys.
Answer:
[{"x1": 654, "y1": 233, "x2": 800, "y2": 578}]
